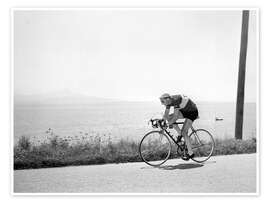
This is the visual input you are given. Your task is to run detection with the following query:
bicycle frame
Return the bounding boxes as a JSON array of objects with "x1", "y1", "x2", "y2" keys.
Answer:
[{"x1": 161, "y1": 121, "x2": 202, "y2": 149}]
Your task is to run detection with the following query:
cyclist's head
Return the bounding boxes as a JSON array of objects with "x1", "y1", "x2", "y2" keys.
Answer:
[{"x1": 159, "y1": 93, "x2": 171, "y2": 105}]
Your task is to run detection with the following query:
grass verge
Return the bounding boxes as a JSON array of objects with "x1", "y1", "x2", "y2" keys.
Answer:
[{"x1": 14, "y1": 135, "x2": 256, "y2": 170}]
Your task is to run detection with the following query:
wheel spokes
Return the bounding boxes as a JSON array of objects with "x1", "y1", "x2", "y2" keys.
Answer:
[
  {"x1": 189, "y1": 129, "x2": 214, "y2": 163},
  {"x1": 139, "y1": 131, "x2": 171, "y2": 166}
]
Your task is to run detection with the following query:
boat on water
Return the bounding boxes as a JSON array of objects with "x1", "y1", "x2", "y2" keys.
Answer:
[{"x1": 215, "y1": 117, "x2": 224, "y2": 121}]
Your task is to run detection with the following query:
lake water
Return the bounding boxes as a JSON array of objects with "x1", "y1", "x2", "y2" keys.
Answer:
[{"x1": 14, "y1": 101, "x2": 256, "y2": 144}]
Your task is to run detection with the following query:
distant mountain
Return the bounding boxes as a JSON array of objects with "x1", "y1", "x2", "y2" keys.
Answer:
[{"x1": 14, "y1": 91, "x2": 119, "y2": 105}]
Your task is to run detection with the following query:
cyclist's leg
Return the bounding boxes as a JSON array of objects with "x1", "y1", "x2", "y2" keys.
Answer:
[
  {"x1": 182, "y1": 118, "x2": 193, "y2": 156},
  {"x1": 172, "y1": 111, "x2": 183, "y2": 137}
]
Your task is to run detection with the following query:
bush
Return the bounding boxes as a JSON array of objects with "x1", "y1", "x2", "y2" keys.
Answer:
[{"x1": 17, "y1": 136, "x2": 31, "y2": 151}]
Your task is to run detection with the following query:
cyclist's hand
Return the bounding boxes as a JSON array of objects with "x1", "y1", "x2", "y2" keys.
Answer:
[
  {"x1": 159, "y1": 119, "x2": 167, "y2": 129},
  {"x1": 160, "y1": 119, "x2": 166, "y2": 124}
]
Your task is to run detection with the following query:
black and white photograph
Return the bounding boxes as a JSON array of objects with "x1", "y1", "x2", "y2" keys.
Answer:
[{"x1": 12, "y1": 8, "x2": 258, "y2": 194}]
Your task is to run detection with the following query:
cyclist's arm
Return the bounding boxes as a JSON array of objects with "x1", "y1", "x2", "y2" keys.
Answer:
[
  {"x1": 162, "y1": 106, "x2": 170, "y2": 121},
  {"x1": 168, "y1": 107, "x2": 180, "y2": 125}
]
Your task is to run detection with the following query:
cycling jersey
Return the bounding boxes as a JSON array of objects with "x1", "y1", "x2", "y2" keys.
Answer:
[
  {"x1": 165, "y1": 94, "x2": 188, "y2": 109},
  {"x1": 166, "y1": 94, "x2": 198, "y2": 121}
]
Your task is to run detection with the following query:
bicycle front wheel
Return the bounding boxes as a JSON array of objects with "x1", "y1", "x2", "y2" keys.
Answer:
[
  {"x1": 189, "y1": 129, "x2": 215, "y2": 163},
  {"x1": 139, "y1": 130, "x2": 171, "y2": 167}
]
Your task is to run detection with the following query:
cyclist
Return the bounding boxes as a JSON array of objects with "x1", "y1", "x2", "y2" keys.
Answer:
[{"x1": 159, "y1": 93, "x2": 199, "y2": 159}]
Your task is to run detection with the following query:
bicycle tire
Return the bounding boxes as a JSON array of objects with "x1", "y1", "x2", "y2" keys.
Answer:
[
  {"x1": 189, "y1": 129, "x2": 215, "y2": 163},
  {"x1": 139, "y1": 130, "x2": 172, "y2": 167}
]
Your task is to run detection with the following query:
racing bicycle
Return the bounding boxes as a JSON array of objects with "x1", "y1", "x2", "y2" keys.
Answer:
[{"x1": 139, "y1": 118, "x2": 215, "y2": 167}]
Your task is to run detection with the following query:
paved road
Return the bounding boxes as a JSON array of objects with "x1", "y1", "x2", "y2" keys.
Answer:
[{"x1": 14, "y1": 154, "x2": 257, "y2": 193}]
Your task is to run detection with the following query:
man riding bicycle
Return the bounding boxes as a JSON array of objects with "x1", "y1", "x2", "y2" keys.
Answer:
[{"x1": 159, "y1": 93, "x2": 199, "y2": 159}]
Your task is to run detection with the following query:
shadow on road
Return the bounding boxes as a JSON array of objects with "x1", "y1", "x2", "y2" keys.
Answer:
[
  {"x1": 140, "y1": 160, "x2": 216, "y2": 170},
  {"x1": 158, "y1": 163, "x2": 204, "y2": 170}
]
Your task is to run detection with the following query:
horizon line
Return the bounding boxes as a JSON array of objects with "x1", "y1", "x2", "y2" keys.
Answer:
[{"x1": 14, "y1": 92, "x2": 256, "y2": 103}]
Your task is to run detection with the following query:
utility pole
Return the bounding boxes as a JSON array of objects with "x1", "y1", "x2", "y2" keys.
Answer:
[{"x1": 235, "y1": 10, "x2": 249, "y2": 140}]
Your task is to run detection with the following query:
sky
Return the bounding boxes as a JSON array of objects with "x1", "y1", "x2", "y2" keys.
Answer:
[{"x1": 14, "y1": 9, "x2": 257, "y2": 102}]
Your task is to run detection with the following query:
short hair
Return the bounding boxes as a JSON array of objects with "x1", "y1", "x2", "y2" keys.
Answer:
[{"x1": 159, "y1": 93, "x2": 170, "y2": 99}]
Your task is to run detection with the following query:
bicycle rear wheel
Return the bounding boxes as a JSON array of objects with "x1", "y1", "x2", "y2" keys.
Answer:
[
  {"x1": 189, "y1": 129, "x2": 215, "y2": 163},
  {"x1": 139, "y1": 130, "x2": 171, "y2": 167}
]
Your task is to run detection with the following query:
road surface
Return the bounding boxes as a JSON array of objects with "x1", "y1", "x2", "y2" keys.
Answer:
[{"x1": 14, "y1": 154, "x2": 257, "y2": 193}]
